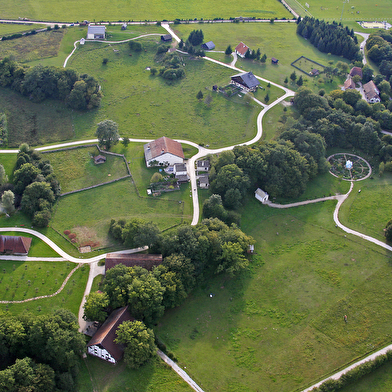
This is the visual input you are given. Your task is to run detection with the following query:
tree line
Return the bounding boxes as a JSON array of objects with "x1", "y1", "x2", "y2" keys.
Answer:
[
  {"x1": 0, "y1": 309, "x2": 85, "y2": 392},
  {"x1": 0, "y1": 57, "x2": 102, "y2": 110},
  {"x1": 297, "y1": 17, "x2": 360, "y2": 61}
]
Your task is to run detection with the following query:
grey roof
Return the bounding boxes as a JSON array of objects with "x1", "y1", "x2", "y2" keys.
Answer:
[
  {"x1": 199, "y1": 176, "x2": 209, "y2": 185},
  {"x1": 174, "y1": 163, "x2": 187, "y2": 172},
  {"x1": 231, "y1": 72, "x2": 260, "y2": 89},
  {"x1": 197, "y1": 160, "x2": 210, "y2": 169},
  {"x1": 88, "y1": 25, "x2": 106, "y2": 35},
  {"x1": 202, "y1": 41, "x2": 215, "y2": 50}
]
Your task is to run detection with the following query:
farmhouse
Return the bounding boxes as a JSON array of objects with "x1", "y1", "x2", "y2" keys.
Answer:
[
  {"x1": 87, "y1": 306, "x2": 133, "y2": 364},
  {"x1": 105, "y1": 253, "x2": 163, "y2": 272},
  {"x1": 235, "y1": 42, "x2": 249, "y2": 58},
  {"x1": 343, "y1": 78, "x2": 356, "y2": 90},
  {"x1": 255, "y1": 188, "x2": 269, "y2": 204},
  {"x1": 202, "y1": 41, "x2": 215, "y2": 50},
  {"x1": 0, "y1": 235, "x2": 32, "y2": 255},
  {"x1": 87, "y1": 25, "x2": 106, "y2": 40},
  {"x1": 144, "y1": 137, "x2": 184, "y2": 167},
  {"x1": 161, "y1": 34, "x2": 172, "y2": 42},
  {"x1": 94, "y1": 155, "x2": 106, "y2": 164},
  {"x1": 197, "y1": 160, "x2": 210, "y2": 172},
  {"x1": 349, "y1": 66, "x2": 363, "y2": 78},
  {"x1": 231, "y1": 71, "x2": 260, "y2": 92},
  {"x1": 363, "y1": 80, "x2": 381, "y2": 103}
]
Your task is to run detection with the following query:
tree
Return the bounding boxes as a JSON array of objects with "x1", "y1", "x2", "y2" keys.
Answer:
[
  {"x1": 260, "y1": 54, "x2": 267, "y2": 63},
  {"x1": 284, "y1": 76, "x2": 288, "y2": 84},
  {"x1": 115, "y1": 320, "x2": 156, "y2": 368},
  {"x1": 96, "y1": 120, "x2": 120, "y2": 150},
  {"x1": 83, "y1": 291, "x2": 109, "y2": 323},
  {"x1": 21, "y1": 182, "x2": 55, "y2": 217},
  {"x1": 150, "y1": 67, "x2": 157, "y2": 76},
  {"x1": 264, "y1": 93, "x2": 270, "y2": 103},
  {"x1": 13, "y1": 163, "x2": 40, "y2": 195},
  {"x1": 290, "y1": 71, "x2": 297, "y2": 82},
  {"x1": 162, "y1": 253, "x2": 195, "y2": 293},
  {"x1": 150, "y1": 172, "x2": 163, "y2": 183},
  {"x1": 385, "y1": 223, "x2": 392, "y2": 242},
  {"x1": 296, "y1": 75, "x2": 303, "y2": 86},
  {"x1": 187, "y1": 30, "x2": 204, "y2": 46},
  {"x1": 196, "y1": 90, "x2": 203, "y2": 100},
  {"x1": 0, "y1": 164, "x2": 7, "y2": 186},
  {"x1": 129, "y1": 41, "x2": 142, "y2": 52},
  {"x1": 225, "y1": 45, "x2": 232, "y2": 55},
  {"x1": 1, "y1": 190, "x2": 14, "y2": 214},
  {"x1": 121, "y1": 137, "x2": 130, "y2": 147},
  {"x1": 217, "y1": 241, "x2": 249, "y2": 277}
]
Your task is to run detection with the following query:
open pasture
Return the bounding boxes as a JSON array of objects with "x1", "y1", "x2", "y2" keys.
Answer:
[
  {"x1": 0, "y1": 22, "x2": 46, "y2": 36},
  {"x1": 44, "y1": 146, "x2": 129, "y2": 193},
  {"x1": 156, "y1": 198, "x2": 392, "y2": 392},
  {"x1": 68, "y1": 37, "x2": 260, "y2": 147},
  {"x1": 0, "y1": 0, "x2": 291, "y2": 24},
  {"x1": 174, "y1": 22, "x2": 349, "y2": 87},
  {"x1": 284, "y1": 0, "x2": 392, "y2": 22}
]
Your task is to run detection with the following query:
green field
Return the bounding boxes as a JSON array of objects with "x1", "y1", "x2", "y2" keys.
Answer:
[
  {"x1": 0, "y1": 22, "x2": 46, "y2": 36},
  {"x1": 174, "y1": 23, "x2": 350, "y2": 88},
  {"x1": 44, "y1": 146, "x2": 129, "y2": 193},
  {"x1": 284, "y1": 0, "x2": 392, "y2": 22},
  {"x1": 0, "y1": 0, "x2": 291, "y2": 23}
]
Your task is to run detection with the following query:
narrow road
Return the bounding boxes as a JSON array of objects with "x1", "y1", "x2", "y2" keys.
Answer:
[{"x1": 355, "y1": 32, "x2": 370, "y2": 65}]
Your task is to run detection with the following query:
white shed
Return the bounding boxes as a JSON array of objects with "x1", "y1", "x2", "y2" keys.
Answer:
[{"x1": 255, "y1": 188, "x2": 269, "y2": 204}]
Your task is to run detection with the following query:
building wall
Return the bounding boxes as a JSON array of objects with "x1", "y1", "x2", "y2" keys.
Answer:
[
  {"x1": 88, "y1": 345, "x2": 116, "y2": 363},
  {"x1": 147, "y1": 153, "x2": 183, "y2": 166}
]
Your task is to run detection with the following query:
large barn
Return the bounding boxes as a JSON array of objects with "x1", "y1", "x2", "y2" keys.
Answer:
[
  {"x1": 0, "y1": 235, "x2": 32, "y2": 255},
  {"x1": 231, "y1": 71, "x2": 260, "y2": 92},
  {"x1": 144, "y1": 137, "x2": 184, "y2": 167},
  {"x1": 87, "y1": 25, "x2": 106, "y2": 40}
]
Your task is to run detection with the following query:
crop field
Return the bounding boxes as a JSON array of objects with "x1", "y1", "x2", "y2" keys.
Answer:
[
  {"x1": 156, "y1": 198, "x2": 392, "y2": 392},
  {"x1": 0, "y1": 0, "x2": 291, "y2": 24},
  {"x1": 44, "y1": 146, "x2": 129, "y2": 193},
  {"x1": 284, "y1": 0, "x2": 392, "y2": 21},
  {"x1": 0, "y1": 263, "x2": 88, "y2": 316},
  {"x1": 67, "y1": 37, "x2": 260, "y2": 147},
  {"x1": 174, "y1": 22, "x2": 349, "y2": 88}
]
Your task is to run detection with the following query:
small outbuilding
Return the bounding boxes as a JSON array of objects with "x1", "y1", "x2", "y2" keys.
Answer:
[
  {"x1": 197, "y1": 160, "x2": 210, "y2": 172},
  {"x1": 199, "y1": 176, "x2": 209, "y2": 189},
  {"x1": 255, "y1": 188, "x2": 269, "y2": 204},
  {"x1": 271, "y1": 57, "x2": 279, "y2": 64},
  {"x1": 309, "y1": 68, "x2": 319, "y2": 76},
  {"x1": 231, "y1": 71, "x2": 260, "y2": 92},
  {"x1": 121, "y1": 23, "x2": 127, "y2": 30},
  {"x1": 87, "y1": 306, "x2": 133, "y2": 364},
  {"x1": 202, "y1": 41, "x2": 215, "y2": 50},
  {"x1": 161, "y1": 34, "x2": 172, "y2": 42},
  {"x1": 94, "y1": 155, "x2": 107, "y2": 164},
  {"x1": 87, "y1": 25, "x2": 106, "y2": 40}
]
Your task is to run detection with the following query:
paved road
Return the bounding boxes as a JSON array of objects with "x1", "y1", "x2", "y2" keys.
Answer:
[{"x1": 355, "y1": 32, "x2": 370, "y2": 65}]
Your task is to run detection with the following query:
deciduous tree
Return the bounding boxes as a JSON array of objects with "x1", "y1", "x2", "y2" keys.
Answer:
[{"x1": 95, "y1": 120, "x2": 120, "y2": 150}]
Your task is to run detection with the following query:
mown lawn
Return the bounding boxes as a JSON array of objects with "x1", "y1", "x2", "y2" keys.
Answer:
[
  {"x1": 78, "y1": 355, "x2": 192, "y2": 392},
  {"x1": 155, "y1": 196, "x2": 392, "y2": 392},
  {"x1": 66, "y1": 37, "x2": 260, "y2": 148},
  {"x1": 0, "y1": 263, "x2": 88, "y2": 316},
  {"x1": 0, "y1": 0, "x2": 291, "y2": 23},
  {"x1": 0, "y1": 23, "x2": 46, "y2": 36},
  {"x1": 44, "y1": 146, "x2": 129, "y2": 193},
  {"x1": 174, "y1": 22, "x2": 350, "y2": 89}
]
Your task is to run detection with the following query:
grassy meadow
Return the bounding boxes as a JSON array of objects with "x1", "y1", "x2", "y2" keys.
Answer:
[
  {"x1": 0, "y1": 23, "x2": 46, "y2": 36},
  {"x1": 0, "y1": 0, "x2": 291, "y2": 23},
  {"x1": 174, "y1": 22, "x2": 349, "y2": 89}
]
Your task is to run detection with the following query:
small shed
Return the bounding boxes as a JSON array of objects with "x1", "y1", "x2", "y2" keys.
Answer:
[
  {"x1": 199, "y1": 176, "x2": 209, "y2": 189},
  {"x1": 310, "y1": 68, "x2": 319, "y2": 76},
  {"x1": 255, "y1": 188, "x2": 269, "y2": 204},
  {"x1": 271, "y1": 57, "x2": 279, "y2": 64},
  {"x1": 161, "y1": 34, "x2": 172, "y2": 42},
  {"x1": 202, "y1": 41, "x2": 215, "y2": 50},
  {"x1": 197, "y1": 160, "x2": 210, "y2": 172},
  {"x1": 121, "y1": 23, "x2": 127, "y2": 30},
  {"x1": 94, "y1": 155, "x2": 107, "y2": 164}
]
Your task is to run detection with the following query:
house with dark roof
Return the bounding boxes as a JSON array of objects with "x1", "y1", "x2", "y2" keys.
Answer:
[
  {"x1": 105, "y1": 253, "x2": 163, "y2": 273},
  {"x1": 201, "y1": 41, "x2": 215, "y2": 50},
  {"x1": 199, "y1": 175, "x2": 209, "y2": 189},
  {"x1": 271, "y1": 57, "x2": 279, "y2": 64},
  {"x1": 87, "y1": 306, "x2": 133, "y2": 364},
  {"x1": 363, "y1": 80, "x2": 380, "y2": 103},
  {"x1": 309, "y1": 68, "x2": 319, "y2": 76},
  {"x1": 161, "y1": 34, "x2": 172, "y2": 42},
  {"x1": 231, "y1": 71, "x2": 260, "y2": 92},
  {"x1": 235, "y1": 42, "x2": 249, "y2": 58},
  {"x1": 144, "y1": 137, "x2": 184, "y2": 167},
  {"x1": 94, "y1": 155, "x2": 106, "y2": 164},
  {"x1": 0, "y1": 235, "x2": 32, "y2": 255},
  {"x1": 87, "y1": 25, "x2": 106, "y2": 40},
  {"x1": 197, "y1": 160, "x2": 210, "y2": 172},
  {"x1": 350, "y1": 66, "x2": 363, "y2": 79}
]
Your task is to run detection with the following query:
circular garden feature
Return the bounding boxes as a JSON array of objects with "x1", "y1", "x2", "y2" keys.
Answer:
[{"x1": 327, "y1": 153, "x2": 372, "y2": 181}]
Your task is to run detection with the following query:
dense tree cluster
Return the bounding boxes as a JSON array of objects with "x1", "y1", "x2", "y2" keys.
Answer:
[
  {"x1": 183, "y1": 30, "x2": 205, "y2": 56},
  {"x1": 0, "y1": 309, "x2": 85, "y2": 392},
  {"x1": 0, "y1": 113, "x2": 7, "y2": 146},
  {"x1": 297, "y1": 17, "x2": 360, "y2": 61},
  {"x1": 0, "y1": 57, "x2": 102, "y2": 110},
  {"x1": 156, "y1": 52, "x2": 185, "y2": 80},
  {"x1": 12, "y1": 144, "x2": 60, "y2": 226}
]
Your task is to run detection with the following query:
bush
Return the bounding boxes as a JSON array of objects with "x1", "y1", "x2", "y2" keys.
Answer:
[{"x1": 129, "y1": 41, "x2": 142, "y2": 52}]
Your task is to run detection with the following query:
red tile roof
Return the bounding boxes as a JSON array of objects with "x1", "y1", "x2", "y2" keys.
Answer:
[
  {"x1": 344, "y1": 78, "x2": 355, "y2": 89},
  {"x1": 105, "y1": 253, "x2": 163, "y2": 273},
  {"x1": 349, "y1": 67, "x2": 363, "y2": 78},
  {"x1": 145, "y1": 137, "x2": 184, "y2": 160},
  {"x1": 235, "y1": 42, "x2": 249, "y2": 57},
  {"x1": 0, "y1": 235, "x2": 32, "y2": 255},
  {"x1": 87, "y1": 306, "x2": 133, "y2": 362}
]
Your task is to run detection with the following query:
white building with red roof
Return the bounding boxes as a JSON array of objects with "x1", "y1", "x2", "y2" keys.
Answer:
[
  {"x1": 235, "y1": 42, "x2": 249, "y2": 58},
  {"x1": 144, "y1": 136, "x2": 184, "y2": 167}
]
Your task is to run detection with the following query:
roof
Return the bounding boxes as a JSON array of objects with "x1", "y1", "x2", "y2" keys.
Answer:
[
  {"x1": 144, "y1": 137, "x2": 184, "y2": 161},
  {"x1": 0, "y1": 235, "x2": 32, "y2": 255},
  {"x1": 87, "y1": 25, "x2": 106, "y2": 35},
  {"x1": 231, "y1": 72, "x2": 260, "y2": 89},
  {"x1": 176, "y1": 174, "x2": 189, "y2": 182},
  {"x1": 255, "y1": 188, "x2": 268, "y2": 199},
  {"x1": 202, "y1": 41, "x2": 215, "y2": 50},
  {"x1": 197, "y1": 160, "x2": 210, "y2": 169},
  {"x1": 174, "y1": 163, "x2": 187, "y2": 172},
  {"x1": 94, "y1": 155, "x2": 106, "y2": 163},
  {"x1": 199, "y1": 176, "x2": 209, "y2": 185},
  {"x1": 271, "y1": 57, "x2": 279, "y2": 63},
  {"x1": 235, "y1": 42, "x2": 249, "y2": 56},
  {"x1": 105, "y1": 253, "x2": 163, "y2": 272},
  {"x1": 363, "y1": 80, "x2": 380, "y2": 100},
  {"x1": 344, "y1": 78, "x2": 355, "y2": 90},
  {"x1": 161, "y1": 34, "x2": 172, "y2": 41},
  {"x1": 310, "y1": 68, "x2": 319, "y2": 75},
  {"x1": 350, "y1": 67, "x2": 363, "y2": 78},
  {"x1": 87, "y1": 306, "x2": 133, "y2": 362}
]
